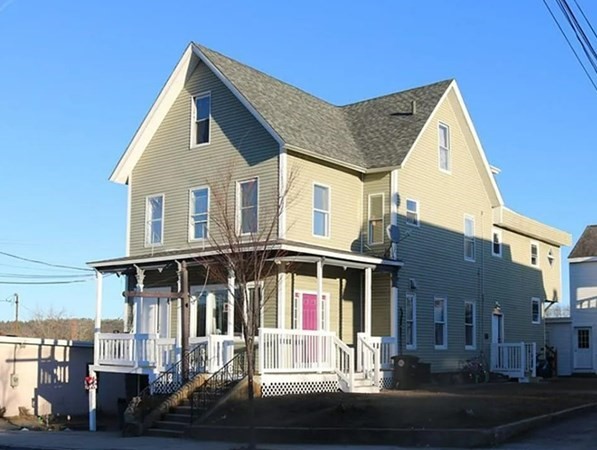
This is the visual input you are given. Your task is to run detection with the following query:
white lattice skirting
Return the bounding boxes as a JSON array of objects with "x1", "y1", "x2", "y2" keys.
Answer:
[
  {"x1": 259, "y1": 374, "x2": 339, "y2": 397},
  {"x1": 379, "y1": 372, "x2": 394, "y2": 390}
]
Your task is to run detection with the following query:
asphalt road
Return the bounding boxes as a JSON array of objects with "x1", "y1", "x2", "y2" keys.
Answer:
[{"x1": 500, "y1": 410, "x2": 597, "y2": 449}]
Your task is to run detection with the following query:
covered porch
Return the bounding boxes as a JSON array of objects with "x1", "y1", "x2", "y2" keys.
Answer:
[{"x1": 88, "y1": 246, "x2": 402, "y2": 394}]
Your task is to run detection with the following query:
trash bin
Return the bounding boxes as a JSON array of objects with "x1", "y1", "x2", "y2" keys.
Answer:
[{"x1": 391, "y1": 355, "x2": 419, "y2": 390}]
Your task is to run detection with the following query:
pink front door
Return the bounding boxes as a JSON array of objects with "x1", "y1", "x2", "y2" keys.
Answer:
[{"x1": 302, "y1": 293, "x2": 318, "y2": 330}]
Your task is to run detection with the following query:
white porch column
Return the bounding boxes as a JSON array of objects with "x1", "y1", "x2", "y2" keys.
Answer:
[
  {"x1": 391, "y1": 284, "x2": 398, "y2": 355},
  {"x1": 364, "y1": 267, "x2": 372, "y2": 336},
  {"x1": 316, "y1": 259, "x2": 323, "y2": 330},
  {"x1": 133, "y1": 266, "x2": 145, "y2": 333},
  {"x1": 88, "y1": 367, "x2": 97, "y2": 431},
  {"x1": 93, "y1": 271, "x2": 103, "y2": 365},
  {"x1": 390, "y1": 169, "x2": 399, "y2": 260},
  {"x1": 277, "y1": 263, "x2": 286, "y2": 328},
  {"x1": 227, "y1": 269, "x2": 235, "y2": 337}
]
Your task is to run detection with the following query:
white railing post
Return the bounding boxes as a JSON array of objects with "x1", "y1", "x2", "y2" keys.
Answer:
[
  {"x1": 349, "y1": 347, "x2": 355, "y2": 392},
  {"x1": 520, "y1": 342, "x2": 526, "y2": 379},
  {"x1": 356, "y1": 332, "x2": 364, "y2": 372},
  {"x1": 258, "y1": 328, "x2": 264, "y2": 375}
]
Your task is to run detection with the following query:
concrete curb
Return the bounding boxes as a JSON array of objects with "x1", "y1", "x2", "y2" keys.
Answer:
[{"x1": 190, "y1": 402, "x2": 597, "y2": 448}]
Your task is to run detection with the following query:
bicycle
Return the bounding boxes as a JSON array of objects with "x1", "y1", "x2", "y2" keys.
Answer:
[{"x1": 461, "y1": 355, "x2": 490, "y2": 384}]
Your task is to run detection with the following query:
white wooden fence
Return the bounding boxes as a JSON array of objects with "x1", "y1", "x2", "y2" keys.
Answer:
[{"x1": 491, "y1": 342, "x2": 536, "y2": 381}]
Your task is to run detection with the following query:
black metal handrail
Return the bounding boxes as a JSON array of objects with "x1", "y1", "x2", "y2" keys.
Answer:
[
  {"x1": 127, "y1": 341, "x2": 209, "y2": 422},
  {"x1": 190, "y1": 350, "x2": 247, "y2": 422}
]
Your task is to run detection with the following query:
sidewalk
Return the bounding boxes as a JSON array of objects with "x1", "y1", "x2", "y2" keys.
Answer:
[{"x1": 0, "y1": 430, "x2": 430, "y2": 450}]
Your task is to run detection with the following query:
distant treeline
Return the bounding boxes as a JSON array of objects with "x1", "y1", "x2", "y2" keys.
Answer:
[{"x1": 0, "y1": 317, "x2": 124, "y2": 341}]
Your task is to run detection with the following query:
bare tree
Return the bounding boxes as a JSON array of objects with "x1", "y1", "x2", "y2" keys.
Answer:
[
  {"x1": 545, "y1": 303, "x2": 571, "y2": 318},
  {"x1": 195, "y1": 167, "x2": 296, "y2": 449}
]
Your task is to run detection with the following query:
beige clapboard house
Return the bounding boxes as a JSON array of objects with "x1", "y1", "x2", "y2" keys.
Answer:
[{"x1": 88, "y1": 43, "x2": 571, "y2": 401}]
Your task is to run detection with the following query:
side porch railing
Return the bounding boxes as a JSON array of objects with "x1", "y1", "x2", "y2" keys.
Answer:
[
  {"x1": 96, "y1": 333, "x2": 234, "y2": 374},
  {"x1": 491, "y1": 342, "x2": 536, "y2": 381}
]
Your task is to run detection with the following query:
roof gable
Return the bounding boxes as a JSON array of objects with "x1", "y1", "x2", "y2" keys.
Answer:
[
  {"x1": 110, "y1": 43, "x2": 474, "y2": 183},
  {"x1": 570, "y1": 225, "x2": 597, "y2": 258}
]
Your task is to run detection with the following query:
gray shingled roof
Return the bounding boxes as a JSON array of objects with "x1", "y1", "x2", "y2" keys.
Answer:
[
  {"x1": 195, "y1": 43, "x2": 452, "y2": 170},
  {"x1": 569, "y1": 225, "x2": 597, "y2": 258}
]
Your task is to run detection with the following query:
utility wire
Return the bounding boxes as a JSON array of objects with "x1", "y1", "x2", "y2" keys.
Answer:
[
  {"x1": 0, "y1": 250, "x2": 94, "y2": 272},
  {"x1": 574, "y1": 0, "x2": 597, "y2": 40},
  {"x1": 542, "y1": 0, "x2": 597, "y2": 92},
  {"x1": 0, "y1": 273, "x2": 95, "y2": 279},
  {"x1": 0, "y1": 280, "x2": 90, "y2": 285}
]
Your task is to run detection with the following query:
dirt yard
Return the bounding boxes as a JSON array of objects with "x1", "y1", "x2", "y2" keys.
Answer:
[{"x1": 205, "y1": 377, "x2": 597, "y2": 429}]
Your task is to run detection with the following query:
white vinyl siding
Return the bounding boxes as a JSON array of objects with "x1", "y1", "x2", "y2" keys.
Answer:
[
  {"x1": 531, "y1": 297, "x2": 541, "y2": 324},
  {"x1": 368, "y1": 193, "x2": 384, "y2": 244},
  {"x1": 438, "y1": 123, "x2": 450, "y2": 172},
  {"x1": 237, "y1": 178, "x2": 259, "y2": 234},
  {"x1": 145, "y1": 194, "x2": 164, "y2": 246},
  {"x1": 464, "y1": 215, "x2": 475, "y2": 262},
  {"x1": 405, "y1": 293, "x2": 416, "y2": 349},
  {"x1": 406, "y1": 199, "x2": 420, "y2": 227},
  {"x1": 192, "y1": 92, "x2": 211, "y2": 146},
  {"x1": 434, "y1": 296, "x2": 447, "y2": 349},
  {"x1": 189, "y1": 187, "x2": 209, "y2": 240},
  {"x1": 464, "y1": 300, "x2": 476, "y2": 350},
  {"x1": 313, "y1": 184, "x2": 330, "y2": 237}
]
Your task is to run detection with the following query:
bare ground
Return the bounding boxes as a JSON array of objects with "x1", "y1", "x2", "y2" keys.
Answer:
[{"x1": 205, "y1": 377, "x2": 597, "y2": 429}]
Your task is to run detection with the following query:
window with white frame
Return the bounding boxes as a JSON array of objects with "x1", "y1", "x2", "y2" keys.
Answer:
[
  {"x1": 189, "y1": 187, "x2": 209, "y2": 240},
  {"x1": 145, "y1": 194, "x2": 164, "y2": 245},
  {"x1": 238, "y1": 178, "x2": 258, "y2": 234},
  {"x1": 492, "y1": 228, "x2": 502, "y2": 257},
  {"x1": 439, "y1": 123, "x2": 450, "y2": 172},
  {"x1": 531, "y1": 242, "x2": 539, "y2": 267},
  {"x1": 193, "y1": 93, "x2": 211, "y2": 146},
  {"x1": 406, "y1": 199, "x2": 419, "y2": 227},
  {"x1": 531, "y1": 297, "x2": 541, "y2": 324},
  {"x1": 368, "y1": 193, "x2": 384, "y2": 244},
  {"x1": 464, "y1": 300, "x2": 476, "y2": 349},
  {"x1": 405, "y1": 293, "x2": 416, "y2": 349},
  {"x1": 434, "y1": 296, "x2": 447, "y2": 349},
  {"x1": 464, "y1": 215, "x2": 475, "y2": 262},
  {"x1": 313, "y1": 184, "x2": 330, "y2": 237}
]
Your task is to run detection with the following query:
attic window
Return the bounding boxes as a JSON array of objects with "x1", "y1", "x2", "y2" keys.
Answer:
[
  {"x1": 548, "y1": 249, "x2": 555, "y2": 266},
  {"x1": 438, "y1": 123, "x2": 450, "y2": 172},
  {"x1": 193, "y1": 93, "x2": 211, "y2": 146}
]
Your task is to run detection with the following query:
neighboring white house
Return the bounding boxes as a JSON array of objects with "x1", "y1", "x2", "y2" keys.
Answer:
[
  {"x1": 0, "y1": 335, "x2": 124, "y2": 417},
  {"x1": 569, "y1": 225, "x2": 597, "y2": 373}
]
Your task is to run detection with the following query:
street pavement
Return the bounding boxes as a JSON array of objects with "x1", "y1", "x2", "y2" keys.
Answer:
[{"x1": 1, "y1": 410, "x2": 596, "y2": 450}]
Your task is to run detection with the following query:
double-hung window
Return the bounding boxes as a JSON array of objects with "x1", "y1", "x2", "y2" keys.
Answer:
[
  {"x1": 368, "y1": 194, "x2": 384, "y2": 244},
  {"x1": 145, "y1": 194, "x2": 164, "y2": 246},
  {"x1": 238, "y1": 178, "x2": 258, "y2": 234},
  {"x1": 405, "y1": 293, "x2": 416, "y2": 349},
  {"x1": 434, "y1": 296, "x2": 447, "y2": 349},
  {"x1": 531, "y1": 242, "x2": 539, "y2": 267},
  {"x1": 439, "y1": 123, "x2": 450, "y2": 172},
  {"x1": 464, "y1": 215, "x2": 476, "y2": 262},
  {"x1": 464, "y1": 300, "x2": 476, "y2": 349},
  {"x1": 492, "y1": 228, "x2": 502, "y2": 257},
  {"x1": 313, "y1": 184, "x2": 330, "y2": 237},
  {"x1": 193, "y1": 93, "x2": 211, "y2": 146},
  {"x1": 531, "y1": 298, "x2": 541, "y2": 324},
  {"x1": 190, "y1": 187, "x2": 209, "y2": 240},
  {"x1": 406, "y1": 199, "x2": 419, "y2": 227}
]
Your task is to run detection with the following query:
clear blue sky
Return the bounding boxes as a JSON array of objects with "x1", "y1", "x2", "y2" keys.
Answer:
[{"x1": 0, "y1": 0, "x2": 595, "y2": 321}]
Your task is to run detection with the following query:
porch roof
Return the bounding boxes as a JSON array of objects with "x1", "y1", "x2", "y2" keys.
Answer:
[{"x1": 87, "y1": 240, "x2": 403, "y2": 272}]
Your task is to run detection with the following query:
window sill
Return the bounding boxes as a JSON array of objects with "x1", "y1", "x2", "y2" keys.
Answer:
[
  {"x1": 465, "y1": 346, "x2": 476, "y2": 351},
  {"x1": 144, "y1": 243, "x2": 164, "y2": 248},
  {"x1": 190, "y1": 142, "x2": 211, "y2": 150},
  {"x1": 434, "y1": 345, "x2": 448, "y2": 351}
]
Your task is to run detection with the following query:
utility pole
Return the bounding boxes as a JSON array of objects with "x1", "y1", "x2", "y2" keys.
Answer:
[{"x1": 13, "y1": 293, "x2": 19, "y2": 335}]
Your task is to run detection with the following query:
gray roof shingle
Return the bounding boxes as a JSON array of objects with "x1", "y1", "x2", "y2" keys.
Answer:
[
  {"x1": 569, "y1": 225, "x2": 597, "y2": 258},
  {"x1": 195, "y1": 43, "x2": 452, "y2": 170}
]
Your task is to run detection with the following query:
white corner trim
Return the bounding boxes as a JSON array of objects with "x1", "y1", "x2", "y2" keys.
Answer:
[
  {"x1": 125, "y1": 174, "x2": 132, "y2": 256},
  {"x1": 278, "y1": 147, "x2": 287, "y2": 239}
]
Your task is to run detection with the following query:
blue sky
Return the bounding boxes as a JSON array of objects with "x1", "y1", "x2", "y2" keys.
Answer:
[{"x1": 0, "y1": 0, "x2": 595, "y2": 321}]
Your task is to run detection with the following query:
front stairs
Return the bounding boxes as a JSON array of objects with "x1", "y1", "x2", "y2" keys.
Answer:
[
  {"x1": 146, "y1": 398, "x2": 192, "y2": 438},
  {"x1": 351, "y1": 372, "x2": 383, "y2": 394}
]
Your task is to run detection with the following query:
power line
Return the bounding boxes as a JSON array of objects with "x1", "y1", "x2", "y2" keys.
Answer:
[
  {"x1": 0, "y1": 250, "x2": 94, "y2": 272},
  {"x1": 0, "y1": 272, "x2": 95, "y2": 279},
  {"x1": 542, "y1": 0, "x2": 597, "y2": 92},
  {"x1": 0, "y1": 280, "x2": 90, "y2": 285}
]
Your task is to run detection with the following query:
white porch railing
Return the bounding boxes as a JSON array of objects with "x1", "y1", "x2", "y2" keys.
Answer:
[
  {"x1": 189, "y1": 335, "x2": 235, "y2": 373},
  {"x1": 96, "y1": 333, "x2": 233, "y2": 373},
  {"x1": 258, "y1": 328, "x2": 335, "y2": 373},
  {"x1": 491, "y1": 342, "x2": 537, "y2": 380},
  {"x1": 97, "y1": 333, "x2": 176, "y2": 369},
  {"x1": 356, "y1": 333, "x2": 380, "y2": 387}
]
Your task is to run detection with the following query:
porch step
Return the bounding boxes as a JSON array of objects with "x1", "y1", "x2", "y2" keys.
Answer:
[
  {"x1": 145, "y1": 428, "x2": 185, "y2": 438},
  {"x1": 152, "y1": 420, "x2": 188, "y2": 431}
]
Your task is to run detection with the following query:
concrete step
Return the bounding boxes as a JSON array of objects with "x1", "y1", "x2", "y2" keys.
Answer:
[
  {"x1": 153, "y1": 420, "x2": 189, "y2": 431},
  {"x1": 146, "y1": 428, "x2": 185, "y2": 438},
  {"x1": 164, "y1": 413, "x2": 192, "y2": 422},
  {"x1": 351, "y1": 385, "x2": 380, "y2": 394}
]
